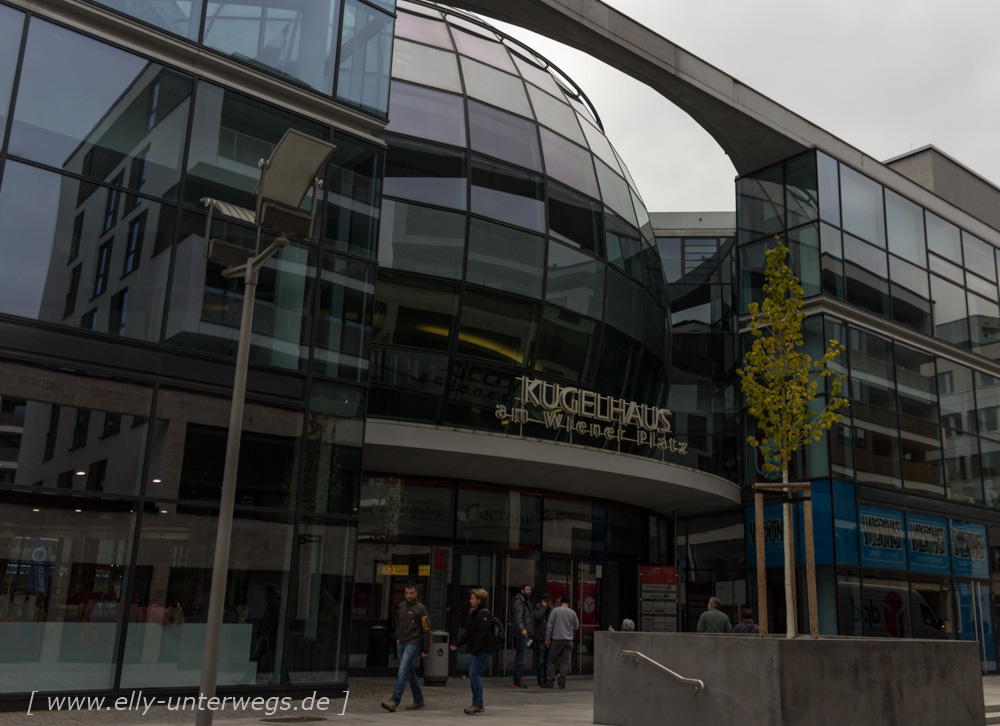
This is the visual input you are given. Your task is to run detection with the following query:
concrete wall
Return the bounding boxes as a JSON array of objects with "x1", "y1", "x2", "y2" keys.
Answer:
[{"x1": 595, "y1": 632, "x2": 984, "y2": 726}]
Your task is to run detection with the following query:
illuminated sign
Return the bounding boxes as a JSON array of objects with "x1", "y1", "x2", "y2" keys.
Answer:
[{"x1": 380, "y1": 564, "x2": 409, "y2": 576}]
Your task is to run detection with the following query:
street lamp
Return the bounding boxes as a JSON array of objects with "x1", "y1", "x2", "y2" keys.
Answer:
[{"x1": 195, "y1": 128, "x2": 336, "y2": 726}]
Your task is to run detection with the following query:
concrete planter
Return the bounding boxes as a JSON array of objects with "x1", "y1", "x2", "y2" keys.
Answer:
[{"x1": 595, "y1": 632, "x2": 984, "y2": 726}]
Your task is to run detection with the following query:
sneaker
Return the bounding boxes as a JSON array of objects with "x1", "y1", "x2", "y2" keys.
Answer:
[
  {"x1": 539, "y1": 682, "x2": 554, "y2": 689},
  {"x1": 464, "y1": 705, "x2": 485, "y2": 715},
  {"x1": 512, "y1": 683, "x2": 528, "y2": 689},
  {"x1": 406, "y1": 701, "x2": 426, "y2": 710},
  {"x1": 381, "y1": 701, "x2": 398, "y2": 712}
]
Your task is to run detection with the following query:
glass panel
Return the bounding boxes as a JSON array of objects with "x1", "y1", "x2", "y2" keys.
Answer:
[
  {"x1": 0, "y1": 6, "x2": 24, "y2": 137},
  {"x1": 391, "y1": 39, "x2": 462, "y2": 92},
  {"x1": 526, "y1": 84, "x2": 585, "y2": 145},
  {"x1": 820, "y1": 223, "x2": 844, "y2": 299},
  {"x1": 980, "y1": 437, "x2": 1000, "y2": 508},
  {"x1": 457, "y1": 289, "x2": 537, "y2": 365},
  {"x1": 847, "y1": 327, "x2": 894, "y2": 409},
  {"x1": 444, "y1": 359, "x2": 521, "y2": 431},
  {"x1": 393, "y1": 9, "x2": 452, "y2": 49},
  {"x1": 185, "y1": 83, "x2": 326, "y2": 209},
  {"x1": 91, "y1": 0, "x2": 201, "y2": 39},
  {"x1": 606, "y1": 214, "x2": 642, "y2": 280},
  {"x1": 383, "y1": 136, "x2": 467, "y2": 210},
  {"x1": 885, "y1": 190, "x2": 926, "y2": 266},
  {"x1": 313, "y1": 254, "x2": 375, "y2": 382},
  {"x1": 595, "y1": 160, "x2": 637, "y2": 227},
  {"x1": 605, "y1": 267, "x2": 644, "y2": 341},
  {"x1": 788, "y1": 224, "x2": 821, "y2": 297},
  {"x1": 468, "y1": 101, "x2": 542, "y2": 171},
  {"x1": 840, "y1": 165, "x2": 885, "y2": 248},
  {"x1": 968, "y1": 292, "x2": 1000, "y2": 359},
  {"x1": 543, "y1": 498, "x2": 601, "y2": 555},
  {"x1": 579, "y1": 116, "x2": 620, "y2": 172},
  {"x1": 470, "y1": 155, "x2": 545, "y2": 232},
  {"x1": 539, "y1": 128, "x2": 599, "y2": 200},
  {"x1": 456, "y1": 487, "x2": 542, "y2": 547},
  {"x1": 369, "y1": 347, "x2": 448, "y2": 422},
  {"x1": 737, "y1": 164, "x2": 782, "y2": 244},
  {"x1": 299, "y1": 380, "x2": 364, "y2": 514},
  {"x1": 963, "y1": 231, "x2": 996, "y2": 281},
  {"x1": 336, "y1": 0, "x2": 393, "y2": 117},
  {"x1": 894, "y1": 344, "x2": 937, "y2": 422},
  {"x1": 372, "y1": 272, "x2": 459, "y2": 351},
  {"x1": 534, "y1": 306, "x2": 599, "y2": 383},
  {"x1": 204, "y1": 1, "x2": 339, "y2": 92},
  {"x1": 322, "y1": 133, "x2": 384, "y2": 258},
  {"x1": 513, "y1": 56, "x2": 562, "y2": 97},
  {"x1": 843, "y1": 234, "x2": 889, "y2": 317},
  {"x1": 930, "y1": 274, "x2": 970, "y2": 350},
  {"x1": 467, "y1": 218, "x2": 545, "y2": 297},
  {"x1": 937, "y1": 359, "x2": 976, "y2": 433},
  {"x1": 943, "y1": 429, "x2": 982, "y2": 504},
  {"x1": 546, "y1": 241, "x2": 604, "y2": 319},
  {"x1": 852, "y1": 402, "x2": 900, "y2": 487},
  {"x1": 121, "y1": 508, "x2": 293, "y2": 687},
  {"x1": 0, "y1": 162, "x2": 171, "y2": 341},
  {"x1": 966, "y1": 272, "x2": 997, "y2": 301},
  {"x1": 899, "y1": 415, "x2": 941, "y2": 495},
  {"x1": 785, "y1": 152, "x2": 818, "y2": 228},
  {"x1": 738, "y1": 238, "x2": 773, "y2": 313},
  {"x1": 460, "y1": 56, "x2": 531, "y2": 117},
  {"x1": 656, "y1": 237, "x2": 683, "y2": 284},
  {"x1": 0, "y1": 497, "x2": 134, "y2": 692},
  {"x1": 929, "y1": 252, "x2": 964, "y2": 285},
  {"x1": 926, "y1": 211, "x2": 961, "y2": 260},
  {"x1": 547, "y1": 181, "x2": 603, "y2": 255},
  {"x1": 11, "y1": 20, "x2": 190, "y2": 192},
  {"x1": 976, "y1": 371, "x2": 1000, "y2": 439},
  {"x1": 889, "y1": 255, "x2": 932, "y2": 335},
  {"x1": 377, "y1": 199, "x2": 465, "y2": 278},
  {"x1": 817, "y1": 151, "x2": 840, "y2": 226},
  {"x1": 385, "y1": 81, "x2": 465, "y2": 145},
  {"x1": 452, "y1": 28, "x2": 516, "y2": 73}
]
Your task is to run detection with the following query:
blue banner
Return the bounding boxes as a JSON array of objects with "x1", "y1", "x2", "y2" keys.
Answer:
[
  {"x1": 859, "y1": 506, "x2": 906, "y2": 570},
  {"x1": 951, "y1": 520, "x2": 989, "y2": 579},
  {"x1": 746, "y1": 503, "x2": 786, "y2": 567},
  {"x1": 906, "y1": 514, "x2": 950, "y2": 574},
  {"x1": 832, "y1": 480, "x2": 858, "y2": 566}
]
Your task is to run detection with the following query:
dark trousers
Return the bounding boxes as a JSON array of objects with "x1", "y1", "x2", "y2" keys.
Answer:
[
  {"x1": 546, "y1": 639, "x2": 573, "y2": 687},
  {"x1": 534, "y1": 640, "x2": 549, "y2": 684},
  {"x1": 512, "y1": 632, "x2": 528, "y2": 684}
]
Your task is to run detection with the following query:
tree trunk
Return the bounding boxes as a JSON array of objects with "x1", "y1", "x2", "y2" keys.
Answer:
[{"x1": 782, "y1": 467, "x2": 796, "y2": 638}]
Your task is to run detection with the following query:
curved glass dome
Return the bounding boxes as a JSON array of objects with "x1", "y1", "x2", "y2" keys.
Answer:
[{"x1": 371, "y1": 0, "x2": 671, "y2": 457}]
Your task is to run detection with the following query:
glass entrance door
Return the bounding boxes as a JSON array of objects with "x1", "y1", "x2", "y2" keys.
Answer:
[
  {"x1": 956, "y1": 581, "x2": 997, "y2": 673},
  {"x1": 543, "y1": 558, "x2": 602, "y2": 674}
]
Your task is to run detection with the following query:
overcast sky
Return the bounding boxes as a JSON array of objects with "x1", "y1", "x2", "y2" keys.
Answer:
[{"x1": 493, "y1": 0, "x2": 1000, "y2": 215}]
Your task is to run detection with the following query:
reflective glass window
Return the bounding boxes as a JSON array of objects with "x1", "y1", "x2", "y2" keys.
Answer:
[
  {"x1": 391, "y1": 39, "x2": 461, "y2": 92},
  {"x1": 930, "y1": 274, "x2": 970, "y2": 350},
  {"x1": 889, "y1": 255, "x2": 931, "y2": 335},
  {"x1": 843, "y1": 234, "x2": 889, "y2": 317},
  {"x1": 185, "y1": 83, "x2": 325, "y2": 209},
  {"x1": 385, "y1": 81, "x2": 465, "y2": 145},
  {"x1": 322, "y1": 133, "x2": 384, "y2": 258},
  {"x1": 966, "y1": 272, "x2": 997, "y2": 301},
  {"x1": 899, "y1": 415, "x2": 941, "y2": 495},
  {"x1": 788, "y1": 224, "x2": 821, "y2": 297},
  {"x1": 968, "y1": 292, "x2": 1000, "y2": 360},
  {"x1": 457, "y1": 289, "x2": 537, "y2": 365},
  {"x1": 785, "y1": 152, "x2": 818, "y2": 228},
  {"x1": 737, "y1": 164, "x2": 783, "y2": 244},
  {"x1": 544, "y1": 499, "x2": 602, "y2": 555},
  {"x1": 0, "y1": 162, "x2": 171, "y2": 341},
  {"x1": 372, "y1": 272, "x2": 458, "y2": 352},
  {"x1": 817, "y1": 151, "x2": 841, "y2": 226},
  {"x1": 0, "y1": 6, "x2": 24, "y2": 138},
  {"x1": 963, "y1": 231, "x2": 996, "y2": 281},
  {"x1": 885, "y1": 190, "x2": 926, "y2": 266},
  {"x1": 444, "y1": 359, "x2": 521, "y2": 432},
  {"x1": 937, "y1": 359, "x2": 976, "y2": 433},
  {"x1": 595, "y1": 328, "x2": 641, "y2": 397},
  {"x1": 452, "y1": 28, "x2": 516, "y2": 72},
  {"x1": 513, "y1": 56, "x2": 562, "y2": 97},
  {"x1": 383, "y1": 136, "x2": 467, "y2": 210},
  {"x1": 656, "y1": 237, "x2": 683, "y2": 284},
  {"x1": 468, "y1": 101, "x2": 542, "y2": 171},
  {"x1": 595, "y1": 160, "x2": 637, "y2": 227},
  {"x1": 539, "y1": 128, "x2": 599, "y2": 200},
  {"x1": 943, "y1": 429, "x2": 982, "y2": 504},
  {"x1": 738, "y1": 238, "x2": 773, "y2": 313},
  {"x1": 606, "y1": 213, "x2": 642, "y2": 279},
  {"x1": 377, "y1": 199, "x2": 465, "y2": 278},
  {"x1": 456, "y1": 487, "x2": 541, "y2": 547},
  {"x1": 894, "y1": 344, "x2": 937, "y2": 422},
  {"x1": 336, "y1": 0, "x2": 393, "y2": 117},
  {"x1": 840, "y1": 165, "x2": 885, "y2": 248},
  {"x1": 605, "y1": 267, "x2": 644, "y2": 341},
  {"x1": 526, "y1": 84, "x2": 585, "y2": 146},
  {"x1": 847, "y1": 327, "x2": 894, "y2": 409},
  {"x1": 313, "y1": 254, "x2": 375, "y2": 381},
  {"x1": 204, "y1": 1, "x2": 339, "y2": 92},
  {"x1": 369, "y1": 346, "x2": 448, "y2": 422},
  {"x1": 851, "y1": 402, "x2": 900, "y2": 487},
  {"x1": 976, "y1": 372, "x2": 1000, "y2": 439},
  {"x1": 546, "y1": 241, "x2": 604, "y2": 319},
  {"x1": 470, "y1": 155, "x2": 545, "y2": 232},
  {"x1": 90, "y1": 0, "x2": 202, "y2": 38},
  {"x1": 579, "y1": 118, "x2": 620, "y2": 174},
  {"x1": 394, "y1": 9, "x2": 452, "y2": 48},
  {"x1": 981, "y1": 438, "x2": 1000, "y2": 509},
  {"x1": 467, "y1": 218, "x2": 544, "y2": 298},
  {"x1": 928, "y1": 252, "x2": 964, "y2": 285},
  {"x1": 548, "y1": 182, "x2": 603, "y2": 255},
  {"x1": 926, "y1": 211, "x2": 961, "y2": 260},
  {"x1": 460, "y1": 56, "x2": 531, "y2": 117},
  {"x1": 11, "y1": 20, "x2": 190, "y2": 193},
  {"x1": 534, "y1": 306, "x2": 598, "y2": 383},
  {"x1": 300, "y1": 379, "x2": 364, "y2": 513},
  {"x1": 820, "y1": 223, "x2": 844, "y2": 299}
]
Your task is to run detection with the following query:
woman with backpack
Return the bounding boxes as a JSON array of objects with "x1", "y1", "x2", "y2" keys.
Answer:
[{"x1": 450, "y1": 588, "x2": 496, "y2": 714}]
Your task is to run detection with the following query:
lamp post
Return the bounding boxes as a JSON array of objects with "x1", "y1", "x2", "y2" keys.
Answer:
[{"x1": 195, "y1": 129, "x2": 335, "y2": 726}]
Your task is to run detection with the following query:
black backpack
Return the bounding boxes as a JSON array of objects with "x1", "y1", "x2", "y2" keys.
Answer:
[{"x1": 490, "y1": 613, "x2": 506, "y2": 649}]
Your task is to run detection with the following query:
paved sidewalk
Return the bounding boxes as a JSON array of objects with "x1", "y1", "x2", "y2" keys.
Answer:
[{"x1": 0, "y1": 676, "x2": 594, "y2": 725}]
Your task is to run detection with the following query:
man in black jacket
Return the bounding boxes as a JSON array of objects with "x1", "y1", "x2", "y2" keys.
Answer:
[
  {"x1": 510, "y1": 584, "x2": 532, "y2": 688},
  {"x1": 532, "y1": 593, "x2": 553, "y2": 686},
  {"x1": 382, "y1": 582, "x2": 432, "y2": 712}
]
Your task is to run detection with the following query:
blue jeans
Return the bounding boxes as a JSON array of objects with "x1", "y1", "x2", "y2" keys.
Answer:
[
  {"x1": 534, "y1": 640, "x2": 548, "y2": 684},
  {"x1": 468, "y1": 651, "x2": 491, "y2": 707},
  {"x1": 390, "y1": 643, "x2": 425, "y2": 705},
  {"x1": 512, "y1": 632, "x2": 527, "y2": 684}
]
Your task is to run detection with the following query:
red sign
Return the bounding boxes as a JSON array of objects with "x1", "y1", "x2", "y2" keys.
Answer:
[{"x1": 641, "y1": 566, "x2": 678, "y2": 585}]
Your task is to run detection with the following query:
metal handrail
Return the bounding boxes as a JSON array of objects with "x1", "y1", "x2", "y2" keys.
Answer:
[{"x1": 618, "y1": 650, "x2": 705, "y2": 695}]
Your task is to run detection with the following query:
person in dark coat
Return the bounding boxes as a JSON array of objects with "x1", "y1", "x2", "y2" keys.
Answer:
[
  {"x1": 510, "y1": 584, "x2": 533, "y2": 688},
  {"x1": 733, "y1": 607, "x2": 760, "y2": 634},
  {"x1": 532, "y1": 593, "x2": 553, "y2": 686},
  {"x1": 450, "y1": 588, "x2": 495, "y2": 714}
]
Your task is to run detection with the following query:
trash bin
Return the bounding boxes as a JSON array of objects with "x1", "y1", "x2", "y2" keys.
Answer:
[
  {"x1": 366, "y1": 625, "x2": 389, "y2": 667},
  {"x1": 423, "y1": 630, "x2": 449, "y2": 686}
]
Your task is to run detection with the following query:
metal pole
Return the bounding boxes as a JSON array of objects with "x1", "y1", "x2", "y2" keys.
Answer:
[
  {"x1": 754, "y1": 490, "x2": 768, "y2": 636},
  {"x1": 196, "y1": 264, "x2": 259, "y2": 726},
  {"x1": 803, "y1": 489, "x2": 820, "y2": 638}
]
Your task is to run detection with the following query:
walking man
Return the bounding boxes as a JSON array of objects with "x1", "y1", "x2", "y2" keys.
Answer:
[
  {"x1": 382, "y1": 582, "x2": 432, "y2": 712},
  {"x1": 533, "y1": 593, "x2": 553, "y2": 686},
  {"x1": 696, "y1": 596, "x2": 733, "y2": 634},
  {"x1": 510, "y1": 584, "x2": 532, "y2": 688},
  {"x1": 542, "y1": 595, "x2": 579, "y2": 689}
]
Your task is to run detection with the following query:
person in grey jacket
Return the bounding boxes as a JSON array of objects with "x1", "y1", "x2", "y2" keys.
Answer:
[
  {"x1": 542, "y1": 596, "x2": 579, "y2": 689},
  {"x1": 510, "y1": 584, "x2": 532, "y2": 688},
  {"x1": 381, "y1": 583, "x2": 432, "y2": 712}
]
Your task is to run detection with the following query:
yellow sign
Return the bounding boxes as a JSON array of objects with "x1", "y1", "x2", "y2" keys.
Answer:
[
  {"x1": 418, "y1": 565, "x2": 430, "y2": 576},
  {"x1": 380, "y1": 564, "x2": 409, "y2": 576}
]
